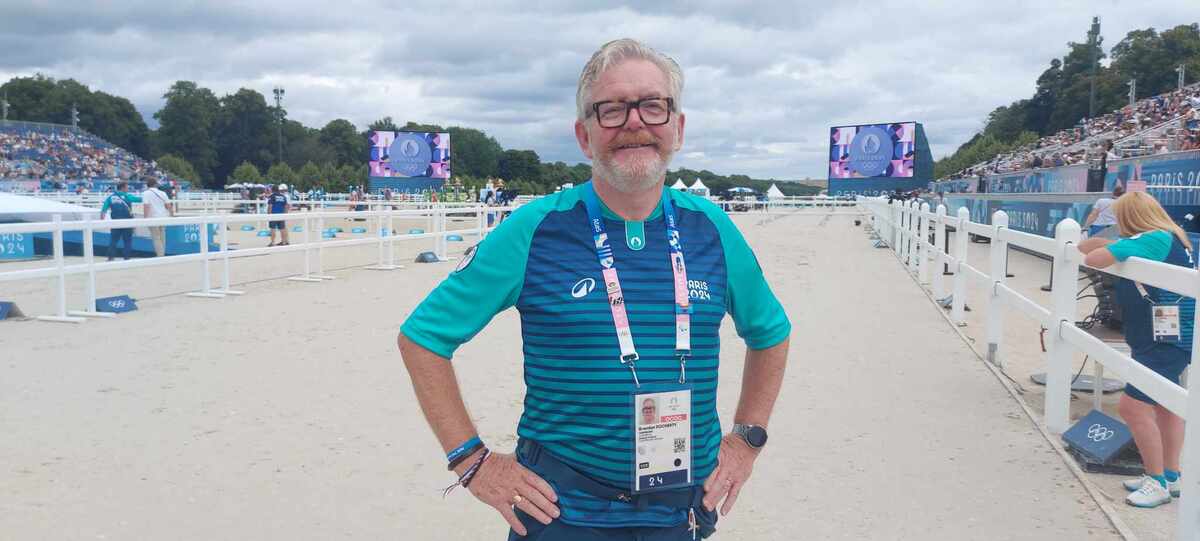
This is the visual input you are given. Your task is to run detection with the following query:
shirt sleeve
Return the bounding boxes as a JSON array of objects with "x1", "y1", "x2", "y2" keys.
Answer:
[
  {"x1": 706, "y1": 209, "x2": 791, "y2": 350},
  {"x1": 1107, "y1": 230, "x2": 1173, "y2": 262},
  {"x1": 399, "y1": 208, "x2": 541, "y2": 359},
  {"x1": 100, "y1": 196, "x2": 111, "y2": 215},
  {"x1": 124, "y1": 193, "x2": 143, "y2": 204}
]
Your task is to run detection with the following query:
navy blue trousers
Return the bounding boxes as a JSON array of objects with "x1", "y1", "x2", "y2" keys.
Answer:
[{"x1": 109, "y1": 228, "x2": 133, "y2": 260}]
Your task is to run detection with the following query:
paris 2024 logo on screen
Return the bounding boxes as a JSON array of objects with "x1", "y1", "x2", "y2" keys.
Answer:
[
  {"x1": 828, "y1": 122, "x2": 915, "y2": 179},
  {"x1": 369, "y1": 131, "x2": 451, "y2": 179}
]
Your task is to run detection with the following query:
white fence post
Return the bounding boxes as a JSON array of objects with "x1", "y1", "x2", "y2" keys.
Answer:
[
  {"x1": 1180, "y1": 287, "x2": 1200, "y2": 539},
  {"x1": 214, "y1": 217, "x2": 243, "y2": 296},
  {"x1": 366, "y1": 207, "x2": 399, "y2": 271},
  {"x1": 933, "y1": 204, "x2": 947, "y2": 299},
  {"x1": 37, "y1": 214, "x2": 85, "y2": 323},
  {"x1": 907, "y1": 201, "x2": 919, "y2": 273},
  {"x1": 951, "y1": 207, "x2": 969, "y2": 326},
  {"x1": 289, "y1": 214, "x2": 321, "y2": 282},
  {"x1": 986, "y1": 210, "x2": 1009, "y2": 368},
  {"x1": 892, "y1": 200, "x2": 902, "y2": 256},
  {"x1": 68, "y1": 218, "x2": 114, "y2": 319},
  {"x1": 918, "y1": 202, "x2": 930, "y2": 284},
  {"x1": 1044, "y1": 218, "x2": 1081, "y2": 434},
  {"x1": 313, "y1": 215, "x2": 335, "y2": 280},
  {"x1": 187, "y1": 216, "x2": 224, "y2": 299}
]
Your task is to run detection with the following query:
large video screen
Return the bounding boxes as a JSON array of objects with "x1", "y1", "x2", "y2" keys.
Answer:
[
  {"x1": 828, "y1": 122, "x2": 916, "y2": 179},
  {"x1": 369, "y1": 130, "x2": 449, "y2": 173}
]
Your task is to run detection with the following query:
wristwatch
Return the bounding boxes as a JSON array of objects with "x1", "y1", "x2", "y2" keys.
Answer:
[{"x1": 732, "y1": 424, "x2": 768, "y2": 449}]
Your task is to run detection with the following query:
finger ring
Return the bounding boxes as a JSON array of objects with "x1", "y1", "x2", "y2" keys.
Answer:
[{"x1": 511, "y1": 494, "x2": 524, "y2": 505}]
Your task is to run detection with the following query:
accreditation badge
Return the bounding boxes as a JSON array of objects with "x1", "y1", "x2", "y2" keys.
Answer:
[
  {"x1": 1152, "y1": 304, "x2": 1182, "y2": 343},
  {"x1": 632, "y1": 386, "x2": 692, "y2": 493}
]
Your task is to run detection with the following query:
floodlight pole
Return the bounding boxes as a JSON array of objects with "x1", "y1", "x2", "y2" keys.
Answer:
[
  {"x1": 273, "y1": 87, "x2": 285, "y2": 164},
  {"x1": 1088, "y1": 16, "x2": 1100, "y2": 120},
  {"x1": 1178, "y1": 65, "x2": 1187, "y2": 91},
  {"x1": 1, "y1": 91, "x2": 9, "y2": 121},
  {"x1": 1127, "y1": 79, "x2": 1137, "y2": 108}
]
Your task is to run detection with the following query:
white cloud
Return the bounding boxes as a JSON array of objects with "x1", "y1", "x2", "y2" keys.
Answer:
[{"x1": 1, "y1": 0, "x2": 1196, "y2": 179}]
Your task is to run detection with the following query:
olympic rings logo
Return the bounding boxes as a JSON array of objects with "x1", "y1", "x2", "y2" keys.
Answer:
[
  {"x1": 109, "y1": 299, "x2": 127, "y2": 309},
  {"x1": 1087, "y1": 423, "x2": 1115, "y2": 442}
]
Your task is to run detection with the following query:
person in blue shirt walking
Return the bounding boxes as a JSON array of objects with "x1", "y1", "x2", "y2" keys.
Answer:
[
  {"x1": 1078, "y1": 192, "x2": 1195, "y2": 508},
  {"x1": 267, "y1": 183, "x2": 290, "y2": 247},
  {"x1": 399, "y1": 39, "x2": 790, "y2": 540},
  {"x1": 100, "y1": 181, "x2": 142, "y2": 260}
]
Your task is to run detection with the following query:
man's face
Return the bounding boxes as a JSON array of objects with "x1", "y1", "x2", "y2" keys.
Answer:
[
  {"x1": 641, "y1": 398, "x2": 657, "y2": 424},
  {"x1": 575, "y1": 59, "x2": 685, "y2": 193}
]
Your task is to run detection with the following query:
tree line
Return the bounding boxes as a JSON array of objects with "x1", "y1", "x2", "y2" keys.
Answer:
[
  {"x1": 934, "y1": 21, "x2": 1200, "y2": 179},
  {"x1": 1, "y1": 76, "x2": 817, "y2": 195}
]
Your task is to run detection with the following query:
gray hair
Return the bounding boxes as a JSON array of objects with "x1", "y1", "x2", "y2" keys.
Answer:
[{"x1": 576, "y1": 38, "x2": 684, "y2": 120}]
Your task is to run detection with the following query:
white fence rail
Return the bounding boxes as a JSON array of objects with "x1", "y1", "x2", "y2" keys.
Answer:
[
  {"x1": 0, "y1": 205, "x2": 512, "y2": 323},
  {"x1": 860, "y1": 195, "x2": 1200, "y2": 540}
]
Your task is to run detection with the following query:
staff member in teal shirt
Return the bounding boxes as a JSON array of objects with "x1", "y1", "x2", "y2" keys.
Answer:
[
  {"x1": 398, "y1": 39, "x2": 791, "y2": 540},
  {"x1": 100, "y1": 181, "x2": 142, "y2": 260},
  {"x1": 1078, "y1": 192, "x2": 1195, "y2": 509}
]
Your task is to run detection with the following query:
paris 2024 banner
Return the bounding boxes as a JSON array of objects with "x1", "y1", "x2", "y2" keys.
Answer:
[
  {"x1": 827, "y1": 122, "x2": 932, "y2": 196},
  {"x1": 368, "y1": 131, "x2": 451, "y2": 193}
]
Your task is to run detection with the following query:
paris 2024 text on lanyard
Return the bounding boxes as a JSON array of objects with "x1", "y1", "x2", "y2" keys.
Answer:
[{"x1": 582, "y1": 183, "x2": 694, "y2": 494}]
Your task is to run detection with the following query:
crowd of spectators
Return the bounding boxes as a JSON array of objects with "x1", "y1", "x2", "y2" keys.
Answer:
[
  {"x1": 0, "y1": 123, "x2": 178, "y2": 188},
  {"x1": 946, "y1": 83, "x2": 1200, "y2": 180}
]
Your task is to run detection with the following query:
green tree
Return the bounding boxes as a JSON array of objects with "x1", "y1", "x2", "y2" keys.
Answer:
[
  {"x1": 154, "y1": 81, "x2": 221, "y2": 187},
  {"x1": 319, "y1": 118, "x2": 365, "y2": 166},
  {"x1": 265, "y1": 162, "x2": 297, "y2": 187},
  {"x1": 498, "y1": 149, "x2": 541, "y2": 183},
  {"x1": 446, "y1": 126, "x2": 502, "y2": 179},
  {"x1": 155, "y1": 153, "x2": 199, "y2": 184},
  {"x1": 230, "y1": 161, "x2": 263, "y2": 185},
  {"x1": 297, "y1": 161, "x2": 322, "y2": 191},
  {"x1": 213, "y1": 88, "x2": 276, "y2": 183}
]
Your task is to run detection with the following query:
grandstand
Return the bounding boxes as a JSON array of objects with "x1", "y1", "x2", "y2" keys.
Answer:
[
  {"x1": 0, "y1": 120, "x2": 185, "y2": 193},
  {"x1": 944, "y1": 82, "x2": 1200, "y2": 180}
]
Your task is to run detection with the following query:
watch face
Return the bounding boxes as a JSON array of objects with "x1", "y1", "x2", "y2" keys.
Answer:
[{"x1": 746, "y1": 426, "x2": 768, "y2": 448}]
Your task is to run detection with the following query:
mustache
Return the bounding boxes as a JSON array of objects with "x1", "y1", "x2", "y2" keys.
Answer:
[{"x1": 609, "y1": 134, "x2": 660, "y2": 150}]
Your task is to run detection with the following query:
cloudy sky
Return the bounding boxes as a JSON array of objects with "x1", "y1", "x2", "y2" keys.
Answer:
[{"x1": 1, "y1": 1, "x2": 1195, "y2": 179}]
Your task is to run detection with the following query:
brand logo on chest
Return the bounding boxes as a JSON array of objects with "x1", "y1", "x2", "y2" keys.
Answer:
[{"x1": 688, "y1": 279, "x2": 711, "y2": 301}]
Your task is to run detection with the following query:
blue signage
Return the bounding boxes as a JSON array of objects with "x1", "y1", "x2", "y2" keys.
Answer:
[
  {"x1": 0, "y1": 233, "x2": 34, "y2": 260},
  {"x1": 96, "y1": 294, "x2": 138, "y2": 314},
  {"x1": 1062, "y1": 409, "x2": 1134, "y2": 465},
  {"x1": 0, "y1": 301, "x2": 21, "y2": 320}
]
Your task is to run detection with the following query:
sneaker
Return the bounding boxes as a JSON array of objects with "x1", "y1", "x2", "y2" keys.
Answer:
[
  {"x1": 1126, "y1": 478, "x2": 1172, "y2": 508},
  {"x1": 1124, "y1": 475, "x2": 1181, "y2": 497}
]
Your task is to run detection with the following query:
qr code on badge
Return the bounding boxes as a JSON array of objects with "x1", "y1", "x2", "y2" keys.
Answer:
[{"x1": 674, "y1": 438, "x2": 686, "y2": 453}]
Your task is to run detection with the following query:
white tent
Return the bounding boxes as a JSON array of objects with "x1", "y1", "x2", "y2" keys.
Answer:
[
  {"x1": 0, "y1": 192, "x2": 100, "y2": 222},
  {"x1": 670, "y1": 178, "x2": 688, "y2": 190},
  {"x1": 766, "y1": 183, "x2": 785, "y2": 199},
  {"x1": 689, "y1": 178, "x2": 710, "y2": 197}
]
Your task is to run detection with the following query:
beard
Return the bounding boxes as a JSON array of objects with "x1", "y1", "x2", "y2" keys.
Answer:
[{"x1": 593, "y1": 134, "x2": 674, "y2": 194}]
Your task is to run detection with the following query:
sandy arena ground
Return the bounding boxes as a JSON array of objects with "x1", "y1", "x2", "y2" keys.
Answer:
[{"x1": 1, "y1": 211, "x2": 1126, "y2": 539}]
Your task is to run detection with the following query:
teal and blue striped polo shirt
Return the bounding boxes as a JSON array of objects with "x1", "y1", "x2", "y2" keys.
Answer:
[{"x1": 401, "y1": 181, "x2": 790, "y2": 527}]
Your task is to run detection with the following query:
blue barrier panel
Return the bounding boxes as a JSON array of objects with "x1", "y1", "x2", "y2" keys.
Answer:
[
  {"x1": 408, "y1": 228, "x2": 425, "y2": 234},
  {"x1": 0, "y1": 233, "x2": 35, "y2": 260},
  {"x1": 351, "y1": 227, "x2": 367, "y2": 234},
  {"x1": 335, "y1": 227, "x2": 345, "y2": 233},
  {"x1": 96, "y1": 295, "x2": 138, "y2": 313},
  {"x1": 322, "y1": 231, "x2": 336, "y2": 239},
  {"x1": 241, "y1": 225, "x2": 255, "y2": 231},
  {"x1": 257, "y1": 230, "x2": 271, "y2": 237},
  {"x1": 447, "y1": 234, "x2": 464, "y2": 241},
  {"x1": 292, "y1": 226, "x2": 303, "y2": 232},
  {"x1": 0, "y1": 301, "x2": 24, "y2": 320}
]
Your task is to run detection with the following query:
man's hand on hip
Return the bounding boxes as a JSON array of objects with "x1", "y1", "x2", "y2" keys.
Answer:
[
  {"x1": 701, "y1": 433, "x2": 760, "y2": 516},
  {"x1": 459, "y1": 451, "x2": 559, "y2": 536}
]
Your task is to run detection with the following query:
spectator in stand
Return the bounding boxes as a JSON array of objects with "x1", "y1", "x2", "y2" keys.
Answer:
[
  {"x1": 267, "y1": 183, "x2": 290, "y2": 247},
  {"x1": 1031, "y1": 154, "x2": 1044, "y2": 168},
  {"x1": 100, "y1": 181, "x2": 142, "y2": 260},
  {"x1": 141, "y1": 178, "x2": 175, "y2": 257},
  {"x1": 1084, "y1": 185, "x2": 1125, "y2": 237}
]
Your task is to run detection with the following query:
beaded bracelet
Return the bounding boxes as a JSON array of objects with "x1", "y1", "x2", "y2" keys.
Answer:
[{"x1": 442, "y1": 448, "x2": 491, "y2": 497}]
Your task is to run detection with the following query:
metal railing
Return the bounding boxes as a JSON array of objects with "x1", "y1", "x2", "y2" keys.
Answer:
[{"x1": 861, "y1": 195, "x2": 1200, "y2": 540}]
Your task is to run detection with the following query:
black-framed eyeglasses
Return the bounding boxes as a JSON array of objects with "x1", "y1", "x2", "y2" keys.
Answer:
[{"x1": 590, "y1": 97, "x2": 675, "y2": 128}]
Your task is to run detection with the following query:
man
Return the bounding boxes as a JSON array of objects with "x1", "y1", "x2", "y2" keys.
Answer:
[
  {"x1": 398, "y1": 38, "x2": 790, "y2": 540},
  {"x1": 1084, "y1": 185, "x2": 1125, "y2": 238},
  {"x1": 141, "y1": 178, "x2": 175, "y2": 257},
  {"x1": 267, "y1": 183, "x2": 289, "y2": 247},
  {"x1": 100, "y1": 181, "x2": 142, "y2": 260},
  {"x1": 640, "y1": 398, "x2": 658, "y2": 425}
]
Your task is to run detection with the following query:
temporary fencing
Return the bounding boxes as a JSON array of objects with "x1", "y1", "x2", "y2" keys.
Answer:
[
  {"x1": 0, "y1": 205, "x2": 512, "y2": 324},
  {"x1": 862, "y1": 196, "x2": 1200, "y2": 540}
]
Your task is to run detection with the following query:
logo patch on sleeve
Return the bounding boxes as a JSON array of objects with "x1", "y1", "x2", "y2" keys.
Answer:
[{"x1": 455, "y1": 244, "x2": 478, "y2": 272}]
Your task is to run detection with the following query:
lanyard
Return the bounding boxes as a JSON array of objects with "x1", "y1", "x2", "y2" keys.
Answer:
[{"x1": 582, "y1": 183, "x2": 692, "y2": 387}]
